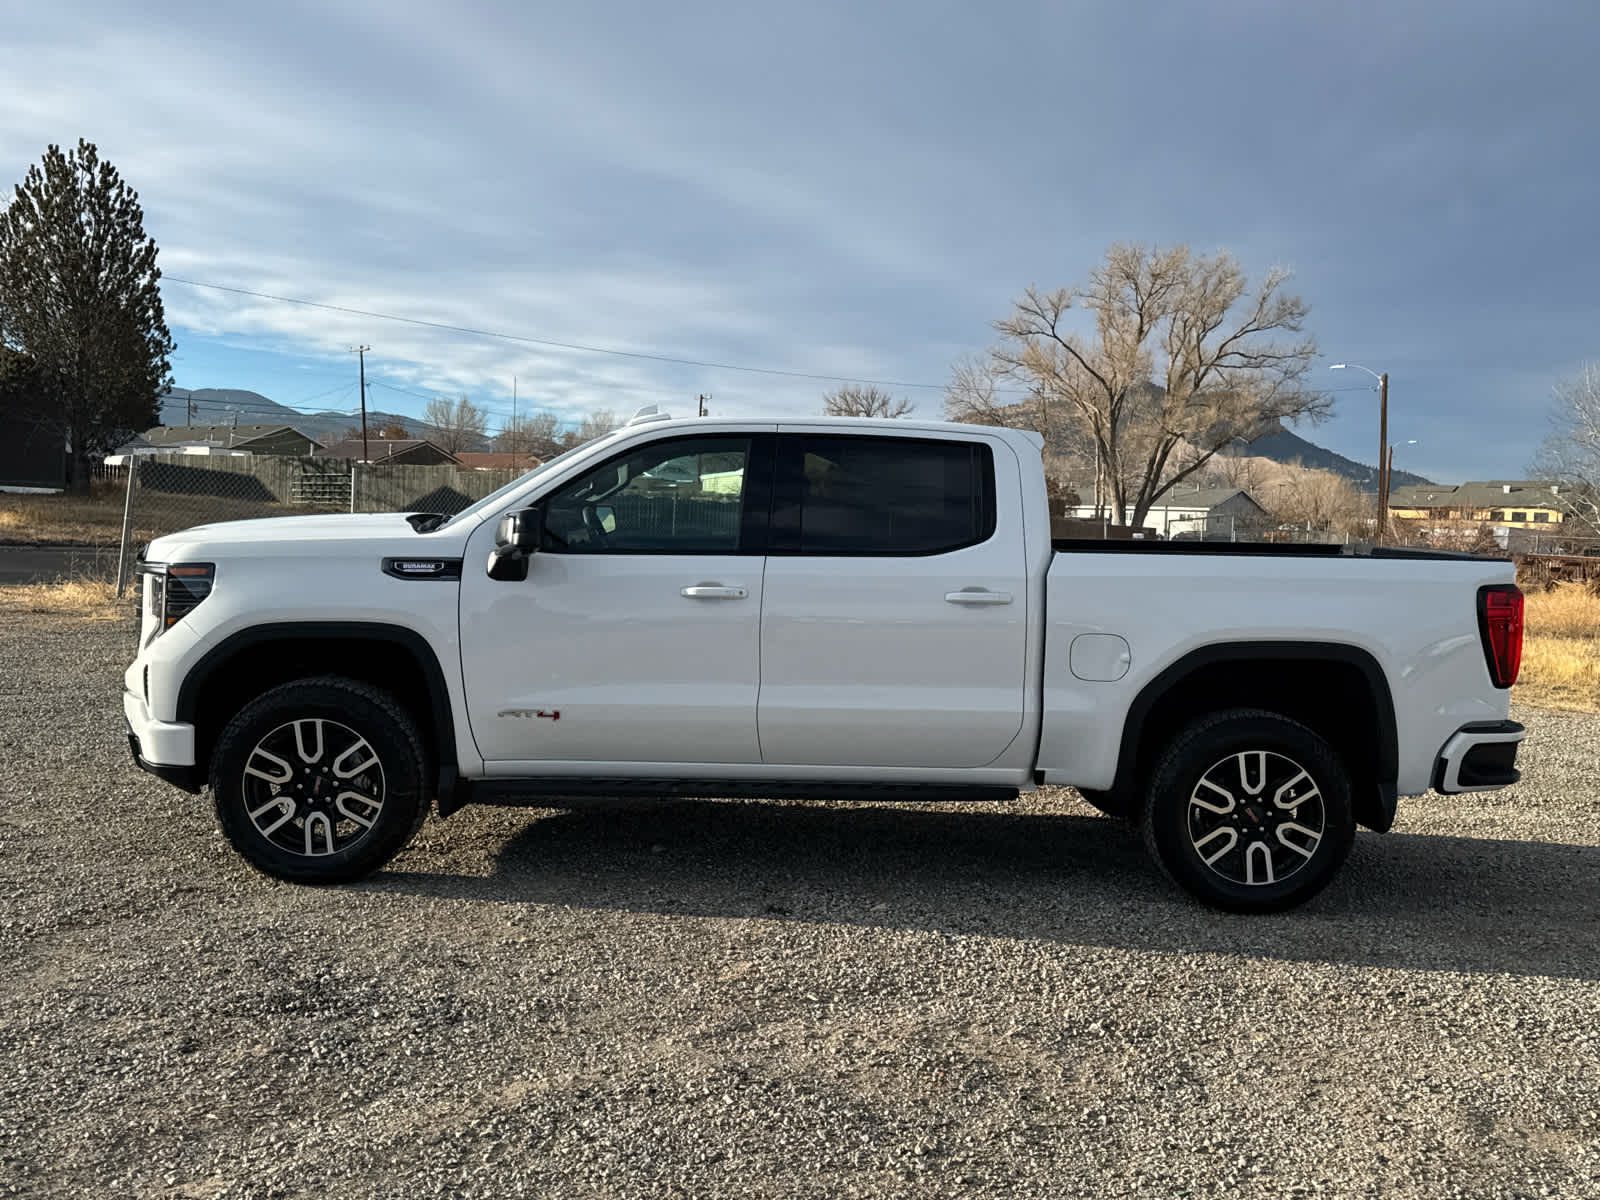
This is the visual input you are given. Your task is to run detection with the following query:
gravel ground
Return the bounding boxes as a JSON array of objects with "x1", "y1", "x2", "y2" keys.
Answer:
[{"x1": 2, "y1": 614, "x2": 1598, "y2": 1199}]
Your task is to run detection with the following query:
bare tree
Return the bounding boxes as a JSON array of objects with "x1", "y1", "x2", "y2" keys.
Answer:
[
  {"x1": 577, "y1": 409, "x2": 619, "y2": 441},
  {"x1": 494, "y1": 411, "x2": 560, "y2": 459},
  {"x1": 951, "y1": 244, "x2": 1325, "y2": 528},
  {"x1": 1259, "y1": 465, "x2": 1367, "y2": 535},
  {"x1": 422, "y1": 394, "x2": 488, "y2": 453},
  {"x1": 823, "y1": 384, "x2": 913, "y2": 418},
  {"x1": 1531, "y1": 363, "x2": 1600, "y2": 534}
]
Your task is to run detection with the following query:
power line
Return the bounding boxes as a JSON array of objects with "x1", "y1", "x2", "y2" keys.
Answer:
[{"x1": 163, "y1": 275, "x2": 961, "y2": 392}]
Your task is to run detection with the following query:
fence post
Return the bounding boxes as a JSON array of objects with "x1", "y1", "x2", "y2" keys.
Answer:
[
  {"x1": 350, "y1": 463, "x2": 357, "y2": 513},
  {"x1": 114, "y1": 461, "x2": 139, "y2": 597}
]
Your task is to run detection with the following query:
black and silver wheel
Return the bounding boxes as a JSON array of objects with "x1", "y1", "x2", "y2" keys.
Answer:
[
  {"x1": 210, "y1": 677, "x2": 429, "y2": 883},
  {"x1": 1141, "y1": 709, "x2": 1354, "y2": 913}
]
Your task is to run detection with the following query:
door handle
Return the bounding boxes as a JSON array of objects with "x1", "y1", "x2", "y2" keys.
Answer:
[
  {"x1": 945, "y1": 588, "x2": 1012, "y2": 605},
  {"x1": 681, "y1": 585, "x2": 748, "y2": 599}
]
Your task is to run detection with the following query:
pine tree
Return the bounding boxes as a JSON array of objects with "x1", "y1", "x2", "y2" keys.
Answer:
[{"x1": 0, "y1": 140, "x2": 175, "y2": 485}]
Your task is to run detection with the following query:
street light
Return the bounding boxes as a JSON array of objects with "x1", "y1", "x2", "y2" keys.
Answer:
[{"x1": 1331, "y1": 362, "x2": 1390, "y2": 542}]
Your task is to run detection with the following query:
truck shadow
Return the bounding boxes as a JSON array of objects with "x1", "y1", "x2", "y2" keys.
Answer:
[{"x1": 373, "y1": 798, "x2": 1600, "y2": 981}]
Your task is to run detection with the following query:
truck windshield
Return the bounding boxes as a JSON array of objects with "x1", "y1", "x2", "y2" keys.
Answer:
[{"x1": 435, "y1": 436, "x2": 609, "y2": 531}]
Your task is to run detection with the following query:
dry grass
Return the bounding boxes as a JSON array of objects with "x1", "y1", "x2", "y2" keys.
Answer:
[
  {"x1": 0, "y1": 481, "x2": 131, "y2": 545},
  {"x1": 0, "y1": 577, "x2": 130, "y2": 621},
  {"x1": 1517, "y1": 584, "x2": 1600, "y2": 711},
  {"x1": 0, "y1": 486, "x2": 314, "y2": 546}
]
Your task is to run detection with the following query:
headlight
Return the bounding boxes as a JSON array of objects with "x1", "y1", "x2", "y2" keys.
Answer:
[{"x1": 136, "y1": 562, "x2": 215, "y2": 635}]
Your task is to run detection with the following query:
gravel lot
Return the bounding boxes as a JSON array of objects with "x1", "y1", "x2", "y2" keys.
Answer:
[{"x1": 2, "y1": 613, "x2": 1598, "y2": 1199}]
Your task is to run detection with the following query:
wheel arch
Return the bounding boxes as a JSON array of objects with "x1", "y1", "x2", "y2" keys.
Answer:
[
  {"x1": 1110, "y1": 641, "x2": 1399, "y2": 833},
  {"x1": 176, "y1": 622, "x2": 461, "y2": 812}
]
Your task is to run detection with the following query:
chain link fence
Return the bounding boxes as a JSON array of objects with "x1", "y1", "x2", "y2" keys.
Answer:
[{"x1": 105, "y1": 453, "x2": 525, "y2": 594}]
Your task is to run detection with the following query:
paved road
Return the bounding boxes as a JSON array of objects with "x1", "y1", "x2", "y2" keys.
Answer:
[{"x1": 0, "y1": 545, "x2": 118, "y2": 584}]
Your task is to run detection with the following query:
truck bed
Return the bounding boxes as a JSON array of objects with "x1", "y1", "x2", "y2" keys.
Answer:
[{"x1": 1050, "y1": 538, "x2": 1503, "y2": 562}]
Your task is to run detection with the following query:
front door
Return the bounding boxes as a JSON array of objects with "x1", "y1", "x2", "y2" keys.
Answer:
[
  {"x1": 460, "y1": 432, "x2": 771, "y2": 765},
  {"x1": 757, "y1": 431, "x2": 1029, "y2": 769}
]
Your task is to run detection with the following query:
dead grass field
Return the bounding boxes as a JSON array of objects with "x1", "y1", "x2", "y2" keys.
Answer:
[
  {"x1": 1518, "y1": 584, "x2": 1600, "y2": 712},
  {"x1": 0, "y1": 576, "x2": 127, "y2": 621},
  {"x1": 0, "y1": 485, "x2": 311, "y2": 547}
]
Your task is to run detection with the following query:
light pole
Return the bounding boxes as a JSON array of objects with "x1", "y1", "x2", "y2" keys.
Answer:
[{"x1": 1331, "y1": 362, "x2": 1389, "y2": 542}]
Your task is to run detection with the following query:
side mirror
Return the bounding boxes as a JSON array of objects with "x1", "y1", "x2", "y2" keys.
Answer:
[
  {"x1": 496, "y1": 505, "x2": 543, "y2": 554},
  {"x1": 487, "y1": 505, "x2": 543, "y2": 581}
]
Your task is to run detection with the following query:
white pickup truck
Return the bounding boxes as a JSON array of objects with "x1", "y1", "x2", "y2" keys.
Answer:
[{"x1": 124, "y1": 410, "x2": 1526, "y2": 911}]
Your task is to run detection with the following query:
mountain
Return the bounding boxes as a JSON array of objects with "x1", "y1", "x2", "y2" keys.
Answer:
[
  {"x1": 157, "y1": 388, "x2": 435, "y2": 442},
  {"x1": 1222, "y1": 419, "x2": 1431, "y2": 489}
]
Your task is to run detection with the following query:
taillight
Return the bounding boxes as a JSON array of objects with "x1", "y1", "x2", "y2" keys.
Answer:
[{"x1": 1477, "y1": 584, "x2": 1523, "y2": 688}]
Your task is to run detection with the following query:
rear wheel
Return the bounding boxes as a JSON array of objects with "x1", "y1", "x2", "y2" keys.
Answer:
[
  {"x1": 1141, "y1": 709, "x2": 1354, "y2": 913},
  {"x1": 210, "y1": 677, "x2": 429, "y2": 883}
]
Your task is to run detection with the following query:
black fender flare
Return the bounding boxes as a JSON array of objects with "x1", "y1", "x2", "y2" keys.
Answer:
[
  {"x1": 1108, "y1": 640, "x2": 1400, "y2": 832},
  {"x1": 176, "y1": 621, "x2": 463, "y2": 814}
]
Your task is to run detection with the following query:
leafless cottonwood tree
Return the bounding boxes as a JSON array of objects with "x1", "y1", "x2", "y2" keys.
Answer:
[
  {"x1": 577, "y1": 408, "x2": 619, "y2": 441},
  {"x1": 1258, "y1": 464, "x2": 1367, "y2": 535},
  {"x1": 494, "y1": 411, "x2": 561, "y2": 459},
  {"x1": 1531, "y1": 363, "x2": 1600, "y2": 534},
  {"x1": 946, "y1": 244, "x2": 1326, "y2": 528},
  {"x1": 422, "y1": 394, "x2": 489, "y2": 453},
  {"x1": 822, "y1": 384, "x2": 913, "y2": 418}
]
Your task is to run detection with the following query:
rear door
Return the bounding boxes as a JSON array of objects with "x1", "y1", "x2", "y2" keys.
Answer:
[{"x1": 756, "y1": 430, "x2": 1029, "y2": 768}]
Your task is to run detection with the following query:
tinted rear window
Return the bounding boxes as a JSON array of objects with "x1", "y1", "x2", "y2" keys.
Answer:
[{"x1": 775, "y1": 436, "x2": 995, "y2": 555}]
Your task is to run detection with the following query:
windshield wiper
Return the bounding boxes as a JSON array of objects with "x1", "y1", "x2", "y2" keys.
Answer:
[{"x1": 406, "y1": 513, "x2": 447, "y2": 533}]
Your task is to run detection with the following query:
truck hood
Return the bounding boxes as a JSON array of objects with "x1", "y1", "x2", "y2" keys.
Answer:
[{"x1": 145, "y1": 512, "x2": 463, "y2": 560}]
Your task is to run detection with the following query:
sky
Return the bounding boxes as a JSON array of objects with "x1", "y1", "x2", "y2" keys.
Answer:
[{"x1": 3, "y1": 0, "x2": 1598, "y2": 482}]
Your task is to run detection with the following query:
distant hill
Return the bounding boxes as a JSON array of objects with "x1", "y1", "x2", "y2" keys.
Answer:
[
  {"x1": 1222, "y1": 419, "x2": 1431, "y2": 489},
  {"x1": 158, "y1": 388, "x2": 446, "y2": 444}
]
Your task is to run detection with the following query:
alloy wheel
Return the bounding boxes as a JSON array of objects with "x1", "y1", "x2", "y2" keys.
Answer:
[
  {"x1": 240, "y1": 718, "x2": 387, "y2": 858},
  {"x1": 1186, "y1": 750, "x2": 1326, "y2": 887}
]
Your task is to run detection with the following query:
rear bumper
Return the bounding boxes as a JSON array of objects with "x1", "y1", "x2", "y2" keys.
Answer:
[
  {"x1": 1432, "y1": 720, "x2": 1524, "y2": 794},
  {"x1": 124, "y1": 688, "x2": 201, "y2": 793}
]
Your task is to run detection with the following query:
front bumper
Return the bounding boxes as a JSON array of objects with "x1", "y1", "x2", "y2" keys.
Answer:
[
  {"x1": 1433, "y1": 720, "x2": 1524, "y2": 794},
  {"x1": 123, "y1": 688, "x2": 201, "y2": 793}
]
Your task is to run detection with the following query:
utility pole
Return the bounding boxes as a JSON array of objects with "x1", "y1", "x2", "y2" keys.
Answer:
[
  {"x1": 350, "y1": 345, "x2": 371, "y2": 463},
  {"x1": 1376, "y1": 371, "x2": 1389, "y2": 544},
  {"x1": 185, "y1": 390, "x2": 194, "y2": 425},
  {"x1": 511, "y1": 375, "x2": 518, "y2": 462},
  {"x1": 697, "y1": 393, "x2": 711, "y2": 418}
]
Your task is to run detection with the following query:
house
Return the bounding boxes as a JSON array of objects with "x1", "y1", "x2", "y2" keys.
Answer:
[
  {"x1": 1059, "y1": 485, "x2": 1269, "y2": 538},
  {"x1": 313, "y1": 436, "x2": 459, "y2": 466},
  {"x1": 105, "y1": 432, "x2": 251, "y2": 465},
  {"x1": 141, "y1": 423, "x2": 321, "y2": 456},
  {"x1": 1387, "y1": 481, "x2": 1565, "y2": 532},
  {"x1": 454, "y1": 451, "x2": 544, "y2": 472}
]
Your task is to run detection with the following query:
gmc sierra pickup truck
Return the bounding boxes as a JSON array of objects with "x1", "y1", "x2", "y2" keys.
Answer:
[{"x1": 124, "y1": 410, "x2": 1526, "y2": 911}]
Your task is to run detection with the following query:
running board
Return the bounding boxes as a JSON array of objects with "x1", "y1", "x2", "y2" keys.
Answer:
[{"x1": 447, "y1": 777, "x2": 1020, "y2": 814}]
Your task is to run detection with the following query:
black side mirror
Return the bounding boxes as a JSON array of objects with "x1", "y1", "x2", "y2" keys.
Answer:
[
  {"x1": 487, "y1": 505, "x2": 543, "y2": 581},
  {"x1": 496, "y1": 505, "x2": 543, "y2": 553}
]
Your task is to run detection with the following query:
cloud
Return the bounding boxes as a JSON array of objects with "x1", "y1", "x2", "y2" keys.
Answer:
[{"x1": 2, "y1": 0, "x2": 1598, "y2": 476}]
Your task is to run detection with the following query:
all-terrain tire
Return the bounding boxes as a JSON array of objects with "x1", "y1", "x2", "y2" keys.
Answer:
[
  {"x1": 210, "y1": 676, "x2": 430, "y2": 883},
  {"x1": 1141, "y1": 708, "x2": 1355, "y2": 913}
]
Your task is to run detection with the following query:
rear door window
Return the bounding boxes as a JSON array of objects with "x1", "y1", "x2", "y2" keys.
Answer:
[{"x1": 771, "y1": 435, "x2": 995, "y2": 555}]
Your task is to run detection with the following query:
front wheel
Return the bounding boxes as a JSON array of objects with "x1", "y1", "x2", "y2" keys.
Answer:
[
  {"x1": 210, "y1": 677, "x2": 430, "y2": 883},
  {"x1": 1141, "y1": 709, "x2": 1355, "y2": 913}
]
